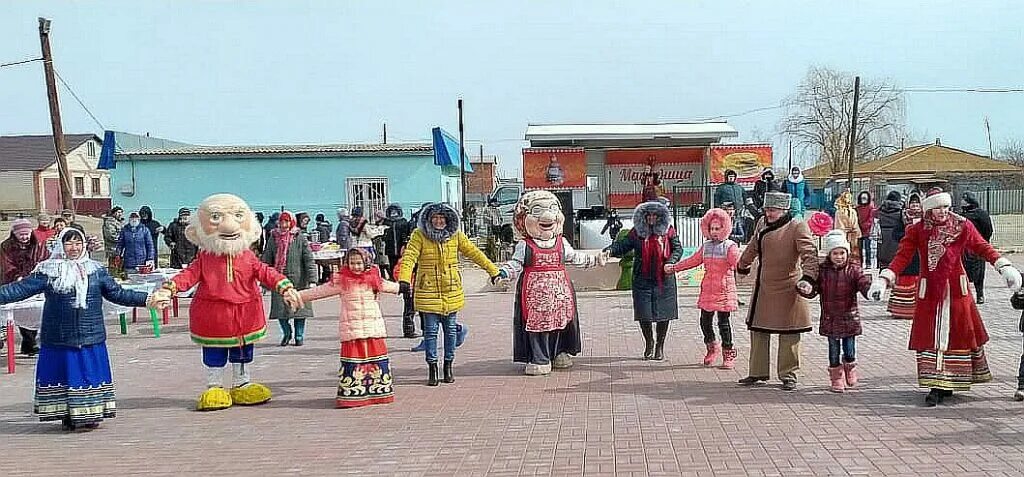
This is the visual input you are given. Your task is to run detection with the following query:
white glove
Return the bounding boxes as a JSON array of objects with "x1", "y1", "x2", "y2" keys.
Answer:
[
  {"x1": 796, "y1": 280, "x2": 813, "y2": 295},
  {"x1": 868, "y1": 277, "x2": 888, "y2": 301},
  {"x1": 1000, "y1": 265, "x2": 1023, "y2": 292}
]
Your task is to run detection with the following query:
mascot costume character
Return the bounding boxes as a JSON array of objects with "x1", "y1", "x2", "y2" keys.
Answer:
[
  {"x1": 149, "y1": 194, "x2": 303, "y2": 411},
  {"x1": 499, "y1": 190, "x2": 602, "y2": 376}
]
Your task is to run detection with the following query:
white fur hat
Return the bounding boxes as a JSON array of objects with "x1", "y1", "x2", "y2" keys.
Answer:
[
  {"x1": 823, "y1": 230, "x2": 850, "y2": 254},
  {"x1": 921, "y1": 187, "x2": 952, "y2": 211}
]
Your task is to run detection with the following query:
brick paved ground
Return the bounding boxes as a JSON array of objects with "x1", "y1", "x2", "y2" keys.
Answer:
[{"x1": 4, "y1": 262, "x2": 1024, "y2": 476}]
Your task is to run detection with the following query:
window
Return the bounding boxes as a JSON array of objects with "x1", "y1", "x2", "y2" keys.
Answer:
[
  {"x1": 346, "y1": 178, "x2": 389, "y2": 215},
  {"x1": 87, "y1": 141, "x2": 96, "y2": 157},
  {"x1": 493, "y1": 186, "x2": 520, "y2": 206},
  {"x1": 91, "y1": 177, "x2": 101, "y2": 196},
  {"x1": 74, "y1": 177, "x2": 85, "y2": 196}
]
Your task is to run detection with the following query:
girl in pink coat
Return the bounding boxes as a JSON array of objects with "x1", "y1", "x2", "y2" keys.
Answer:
[
  {"x1": 300, "y1": 248, "x2": 400, "y2": 408},
  {"x1": 665, "y1": 208, "x2": 741, "y2": 368}
]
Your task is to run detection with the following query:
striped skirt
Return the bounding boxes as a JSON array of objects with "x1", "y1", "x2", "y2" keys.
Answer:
[
  {"x1": 887, "y1": 275, "x2": 918, "y2": 319},
  {"x1": 916, "y1": 348, "x2": 992, "y2": 391},
  {"x1": 337, "y1": 338, "x2": 394, "y2": 408},
  {"x1": 34, "y1": 343, "x2": 116, "y2": 425}
]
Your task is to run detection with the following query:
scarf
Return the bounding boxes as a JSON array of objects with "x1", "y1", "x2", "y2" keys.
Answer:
[
  {"x1": 271, "y1": 228, "x2": 297, "y2": 272},
  {"x1": 332, "y1": 250, "x2": 383, "y2": 292},
  {"x1": 923, "y1": 212, "x2": 965, "y2": 272},
  {"x1": 640, "y1": 228, "x2": 675, "y2": 288},
  {"x1": 32, "y1": 229, "x2": 100, "y2": 309}
]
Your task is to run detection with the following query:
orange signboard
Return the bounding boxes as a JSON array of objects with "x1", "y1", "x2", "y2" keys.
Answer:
[
  {"x1": 710, "y1": 144, "x2": 772, "y2": 184},
  {"x1": 522, "y1": 148, "x2": 587, "y2": 190}
]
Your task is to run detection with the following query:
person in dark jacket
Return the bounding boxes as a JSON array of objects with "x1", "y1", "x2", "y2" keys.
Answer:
[
  {"x1": 164, "y1": 207, "x2": 198, "y2": 268},
  {"x1": 138, "y1": 206, "x2": 163, "y2": 251},
  {"x1": 601, "y1": 209, "x2": 623, "y2": 240},
  {"x1": 381, "y1": 204, "x2": 411, "y2": 281},
  {"x1": 855, "y1": 191, "x2": 876, "y2": 268},
  {"x1": 335, "y1": 208, "x2": 352, "y2": 250},
  {"x1": 961, "y1": 191, "x2": 994, "y2": 303},
  {"x1": 752, "y1": 168, "x2": 778, "y2": 209},
  {"x1": 875, "y1": 191, "x2": 904, "y2": 269},
  {"x1": 117, "y1": 212, "x2": 155, "y2": 272},
  {"x1": 295, "y1": 212, "x2": 312, "y2": 243},
  {"x1": 314, "y1": 213, "x2": 332, "y2": 243},
  {"x1": 0, "y1": 228, "x2": 149, "y2": 430},
  {"x1": 714, "y1": 169, "x2": 746, "y2": 208}
]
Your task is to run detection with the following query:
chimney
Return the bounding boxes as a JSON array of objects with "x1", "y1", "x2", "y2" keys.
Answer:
[{"x1": 935, "y1": 138, "x2": 941, "y2": 146}]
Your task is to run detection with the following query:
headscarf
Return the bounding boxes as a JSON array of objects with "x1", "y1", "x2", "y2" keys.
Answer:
[
  {"x1": 272, "y1": 211, "x2": 297, "y2": 272},
  {"x1": 32, "y1": 228, "x2": 100, "y2": 309},
  {"x1": 333, "y1": 248, "x2": 382, "y2": 291}
]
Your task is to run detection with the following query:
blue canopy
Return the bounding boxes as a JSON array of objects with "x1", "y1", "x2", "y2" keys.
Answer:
[
  {"x1": 432, "y1": 127, "x2": 472, "y2": 172},
  {"x1": 97, "y1": 130, "x2": 116, "y2": 169}
]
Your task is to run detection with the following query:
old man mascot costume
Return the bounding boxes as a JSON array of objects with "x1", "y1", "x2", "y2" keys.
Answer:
[
  {"x1": 498, "y1": 190, "x2": 601, "y2": 376},
  {"x1": 149, "y1": 194, "x2": 303, "y2": 410}
]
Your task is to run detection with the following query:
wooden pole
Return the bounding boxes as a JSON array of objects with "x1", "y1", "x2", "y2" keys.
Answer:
[
  {"x1": 984, "y1": 117, "x2": 993, "y2": 158},
  {"x1": 458, "y1": 98, "x2": 467, "y2": 220},
  {"x1": 383, "y1": 122, "x2": 387, "y2": 144},
  {"x1": 846, "y1": 76, "x2": 861, "y2": 192},
  {"x1": 38, "y1": 18, "x2": 75, "y2": 212}
]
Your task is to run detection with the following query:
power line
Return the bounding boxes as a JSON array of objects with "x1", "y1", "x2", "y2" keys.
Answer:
[
  {"x1": 903, "y1": 87, "x2": 1024, "y2": 93},
  {"x1": 0, "y1": 57, "x2": 42, "y2": 68},
  {"x1": 53, "y1": 68, "x2": 106, "y2": 130}
]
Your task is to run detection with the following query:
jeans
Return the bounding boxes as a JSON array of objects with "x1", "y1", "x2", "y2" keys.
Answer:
[
  {"x1": 859, "y1": 238, "x2": 873, "y2": 268},
  {"x1": 828, "y1": 337, "x2": 856, "y2": 367},
  {"x1": 699, "y1": 310, "x2": 732, "y2": 348},
  {"x1": 279, "y1": 319, "x2": 306, "y2": 341},
  {"x1": 422, "y1": 312, "x2": 458, "y2": 363}
]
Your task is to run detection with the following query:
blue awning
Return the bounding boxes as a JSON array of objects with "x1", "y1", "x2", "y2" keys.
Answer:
[
  {"x1": 97, "y1": 130, "x2": 116, "y2": 169},
  {"x1": 432, "y1": 127, "x2": 472, "y2": 172}
]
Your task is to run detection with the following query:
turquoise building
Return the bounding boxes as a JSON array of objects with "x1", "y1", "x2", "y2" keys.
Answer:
[{"x1": 107, "y1": 130, "x2": 468, "y2": 224}]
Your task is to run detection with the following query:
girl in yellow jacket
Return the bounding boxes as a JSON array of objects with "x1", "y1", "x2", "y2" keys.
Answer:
[{"x1": 397, "y1": 203, "x2": 505, "y2": 386}]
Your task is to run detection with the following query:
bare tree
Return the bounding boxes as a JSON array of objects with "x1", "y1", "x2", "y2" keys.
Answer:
[
  {"x1": 994, "y1": 139, "x2": 1024, "y2": 167},
  {"x1": 780, "y1": 67, "x2": 906, "y2": 175}
]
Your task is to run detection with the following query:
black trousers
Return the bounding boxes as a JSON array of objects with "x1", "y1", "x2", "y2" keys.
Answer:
[
  {"x1": 964, "y1": 254, "x2": 986, "y2": 298},
  {"x1": 699, "y1": 310, "x2": 733, "y2": 348}
]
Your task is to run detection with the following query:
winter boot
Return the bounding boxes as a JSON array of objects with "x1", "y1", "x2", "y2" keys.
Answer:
[
  {"x1": 703, "y1": 342, "x2": 721, "y2": 367},
  {"x1": 828, "y1": 366, "x2": 846, "y2": 393},
  {"x1": 19, "y1": 327, "x2": 38, "y2": 356},
  {"x1": 640, "y1": 323, "x2": 655, "y2": 360},
  {"x1": 443, "y1": 360, "x2": 455, "y2": 384},
  {"x1": 427, "y1": 363, "x2": 440, "y2": 386},
  {"x1": 843, "y1": 361, "x2": 859, "y2": 388},
  {"x1": 1014, "y1": 388, "x2": 1024, "y2": 402},
  {"x1": 925, "y1": 388, "x2": 945, "y2": 407},
  {"x1": 721, "y1": 348, "x2": 737, "y2": 370},
  {"x1": 652, "y1": 322, "x2": 668, "y2": 361}
]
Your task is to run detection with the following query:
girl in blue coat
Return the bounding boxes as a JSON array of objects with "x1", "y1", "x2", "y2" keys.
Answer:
[{"x1": 0, "y1": 229, "x2": 150, "y2": 430}]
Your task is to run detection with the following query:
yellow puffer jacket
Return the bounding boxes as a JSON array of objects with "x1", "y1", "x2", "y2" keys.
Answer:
[{"x1": 398, "y1": 205, "x2": 499, "y2": 315}]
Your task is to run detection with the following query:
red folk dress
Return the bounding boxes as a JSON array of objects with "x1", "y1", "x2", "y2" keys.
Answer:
[{"x1": 886, "y1": 215, "x2": 1001, "y2": 390}]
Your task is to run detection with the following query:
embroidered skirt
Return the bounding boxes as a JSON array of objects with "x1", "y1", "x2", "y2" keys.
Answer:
[
  {"x1": 887, "y1": 275, "x2": 918, "y2": 319},
  {"x1": 34, "y1": 343, "x2": 116, "y2": 425},
  {"x1": 916, "y1": 348, "x2": 992, "y2": 391},
  {"x1": 337, "y1": 338, "x2": 394, "y2": 408}
]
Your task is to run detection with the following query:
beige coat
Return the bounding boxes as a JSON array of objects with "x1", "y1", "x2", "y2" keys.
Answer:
[{"x1": 738, "y1": 216, "x2": 819, "y2": 333}]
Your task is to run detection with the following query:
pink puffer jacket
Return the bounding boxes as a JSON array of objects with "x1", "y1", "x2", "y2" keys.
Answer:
[
  {"x1": 300, "y1": 268, "x2": 400, "y2": 341},
  {"x1": 668, "y1": 239, "x2": 740, "y2": 312}
]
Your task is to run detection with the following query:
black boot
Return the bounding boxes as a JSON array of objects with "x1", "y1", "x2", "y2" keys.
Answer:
[
  {"x1": 652, "y1": 322, "x2": 668, "y2": 361},
  {"x1": 19, "y1": 327, "x2": 38, "y2": 356},
  {"x1": 427, "y1": 363, "x2": 440, "y2": 386},
  {"x1": 639, "y1": 323, "x2": 655, "y2": 360},
  {"x1": 925, "y1": 388, "x2": 945, "y2": 407},
  {"x1": 443, "y1": 360, "x2": 455, "y2": 383}
]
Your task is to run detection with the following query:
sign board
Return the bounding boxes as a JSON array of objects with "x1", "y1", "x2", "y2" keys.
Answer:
[
  {"x1": 709, "y1": 144, "x2": 772, "y2": 184},
  {"x1": 605, "y1": 148, "x2": 705, "y2": 209},
  {"x1": 523, "y1": 148, "x2": 587, "y2": 190}
]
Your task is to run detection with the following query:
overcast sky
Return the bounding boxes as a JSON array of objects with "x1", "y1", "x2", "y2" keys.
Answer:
[{"x1": 2, "y1": 1, "x2": 1022, "y2": 176}]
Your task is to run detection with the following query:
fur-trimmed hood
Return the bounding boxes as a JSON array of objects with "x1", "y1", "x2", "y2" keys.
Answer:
[
  {"x1": 417, "y1": 202, "x2": 460, "y2": 243},
  {"x1": 632, "y1": 201, "x2": 671, "y2": 238},
  {"x1": 385, "y1": 203, "x2": 404, "y2": 219}
]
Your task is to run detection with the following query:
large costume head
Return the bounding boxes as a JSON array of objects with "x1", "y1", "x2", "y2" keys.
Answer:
[
  {"x1": 512, "y1": 190, "x2": 564, "y2": 241},
  {"x1": 834, "y1": 190, "x2": 854, "y2": 210},
  {"x1": 700, "y1": 208, "x2": 732, "y2": 242},
  {"x1": 185, "y1": 194, "x2": 262, "y2": 256}
]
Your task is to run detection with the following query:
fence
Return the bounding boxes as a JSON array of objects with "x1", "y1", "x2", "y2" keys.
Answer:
[{"x1": 670, "y1": 185, "x2": 714, "y2": 249}]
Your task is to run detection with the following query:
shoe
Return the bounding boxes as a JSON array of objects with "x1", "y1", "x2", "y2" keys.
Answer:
[
  {"x1": 738, "y1": 376, "x2": 768, "y2": 386},
  {"x1": 196, "y1": 386, "x2": 234, "y2": 411},
  {"x1": 455, "y1": 324, "x2": 468, "y2": 348},
  {"x1": 703, "y1": 342, "x2": 721, "y2": 367},
  {"x1": 403, "y1": 331, "x2": 420, "y2": 339},
  {"x1": 721, "y1": 348, "x2": 737, "y2": 369},
  {"x1": 925, "y1": 388, "x2": 944, "y2": 407},
  {"x1": 843, "y1": 362, "x2": 858, "y2": 387},
  {"x1": 61, "y1": 417, "x2": 75, "y2": 431},
  {"x1": 443, "y1": 360, "x2": 455, "y2": 383},
  {"x1": 229, "y1": 383, "x2": 272, "y2": 406},
  {"x1": 411, "y1": 340, "x2": 426, "y2": 352},
  {"x1": 828, "y1": 366, "x2": 845, "y2": 393},
  {"x1": 552, "y1": 352, "x2": 574, "y2": 369},
  {"x1": 280, "y1": 336, "x2": 291, "y2": 346},
  {"x1": 781, "y1": 379, "x2": 798, "y2": 391},
  {"x1": 977, "y1": 296, "x2": 985, "y2": 304},
  {"x1": 293, "y1": 338, "x2": 304, "y2": 346},
  {"x1": 427, "y1": 362, "x2": 439, "y2": 386},
  {"x1": 1014, "y1": 389, "x2": 1024, "y2": 401},
  {"x1": 652, "y1": 324, "x2": 667, "y2": 361}
]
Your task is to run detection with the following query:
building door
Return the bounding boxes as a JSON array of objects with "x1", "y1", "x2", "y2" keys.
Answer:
[
  {"x1": 553, "y1": 191, "x2": 574, "y2": 245},
  {"x1": 43, "y1": 178, "x2": 62, "y2": 213}
]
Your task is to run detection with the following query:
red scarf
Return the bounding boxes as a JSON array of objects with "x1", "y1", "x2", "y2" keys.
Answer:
[
  {"x1": 640, "y1": 227, "x2": 675, "y2": 288},
  {"x1": 271, "y1": 228, "x2": 297, "y2": 272}
]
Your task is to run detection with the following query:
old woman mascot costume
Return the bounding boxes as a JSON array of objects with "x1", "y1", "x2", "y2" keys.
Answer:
[
  {"x1": 499, "y1": 191, "x2": 601, "y2": 376},
  {"x1": 150, "y1": 194, "x2": 303, "y2": 411}
]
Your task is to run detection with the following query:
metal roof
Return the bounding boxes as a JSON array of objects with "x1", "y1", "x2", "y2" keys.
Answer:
[
  {"x1": 525, "y1": 122, "x2": 738, "y2": 142},
  {"x1": 117, "y1": 142, "x2": 433, "y2": 157},
  {"x1": 0, "y1": 134, "x2": 101, "y2": 171}
]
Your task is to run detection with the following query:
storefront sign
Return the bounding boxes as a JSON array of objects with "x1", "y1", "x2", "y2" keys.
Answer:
[
  {"x1": 605, "y1": 148, "x2": 705, "y2": 208},
  {"x1": 709, "y1": 144, "x2": 772, "y2": 184},
  {"x1": 523, "y1": 148, "x2": 587, "y2": 190}
]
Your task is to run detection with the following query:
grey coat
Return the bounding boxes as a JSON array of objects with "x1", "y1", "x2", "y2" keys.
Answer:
[{"x1": 261, "y1": 231, "x2": 317, "y2": 320}]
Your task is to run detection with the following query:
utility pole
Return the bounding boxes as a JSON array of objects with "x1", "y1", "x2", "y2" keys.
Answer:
[
  {"x1": 787, "y1": 141, "x2": 793, "y2": 171},
  {"x1": 38, "y1": 17, "x2": 74, "y2": 212},
  {"x1": 382, "y1": 122, "x2": 387, "y2": 144},
  {"x1": 458, "y1": 98, "x2": 467, "y2": 224},
  {"x1": 846, "y1": 76, "x2": 861, "y2": 192},
  {"x1": 984, "y1": 117, "x2": 993, "y2": 158}
]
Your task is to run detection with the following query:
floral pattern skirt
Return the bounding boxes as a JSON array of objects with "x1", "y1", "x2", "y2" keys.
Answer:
[{"x1": 337, "y1": 338, "x2": 394, "y2": 408}]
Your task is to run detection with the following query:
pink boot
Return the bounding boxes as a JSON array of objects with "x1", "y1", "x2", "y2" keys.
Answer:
[
  {"x1": 844, "y1": 362, "x2": 858, "y2": 388},
  {"x1": 703, "y1": 342, "x2": 721, "y2": 367},
  {"x1": 829, "y1": 366, "x2": 845, "y2": 393},
  {"x1": 721, "y1": 348, "x2": 737, "y2": 369}
]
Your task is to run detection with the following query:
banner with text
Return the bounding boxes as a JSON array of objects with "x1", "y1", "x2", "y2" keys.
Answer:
[
  {"x1": 523, "y1": 147, "x2": 587, "y2": 190},
  {"x1": 605, "y1": 148, "x2": 705, "y2": 209},
  {"x1": 709, "y1": 144, "x2": 772, "y2": 184}
]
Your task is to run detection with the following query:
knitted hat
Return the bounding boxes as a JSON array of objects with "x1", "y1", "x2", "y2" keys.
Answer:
[
  {"x1": 921, "y1": 187, "x2": 951, "y2": 211},
  {"x1": 823, "y1": 230, "x2": 850, "y2": 254},
  {"x1": 278, "y1": 211, "x2": 295, "y2": 225},
  {"x1": 764, "y1": 192, "x2": 792, "y2": 210},
  {"x1": 11, "y1": 218, "x2": 33, "y2": 235},
  {"x1": 178, "y1": 207, "x2": 190, "y2": 215}
]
